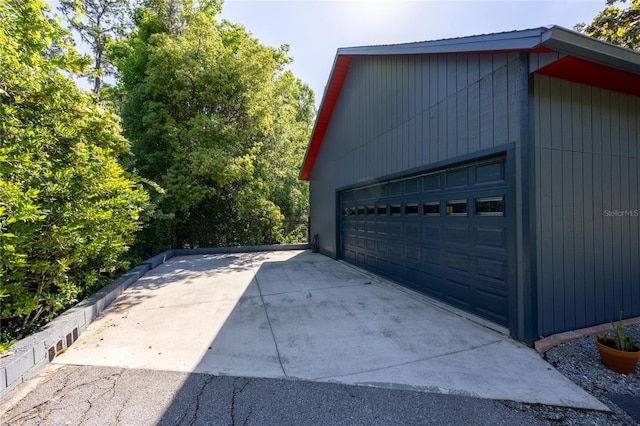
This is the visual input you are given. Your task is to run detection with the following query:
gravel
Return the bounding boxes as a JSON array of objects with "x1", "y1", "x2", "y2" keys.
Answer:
[{"x1": 502, "y1": 324, "x2": 640, "y2": 425}]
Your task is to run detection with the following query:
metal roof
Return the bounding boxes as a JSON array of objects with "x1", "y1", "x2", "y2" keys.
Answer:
[{"x1": 299, "y1": 26, "x2": 640, "y2": 181}]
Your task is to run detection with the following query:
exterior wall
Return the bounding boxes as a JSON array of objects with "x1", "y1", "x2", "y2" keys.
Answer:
[
  {"x1": 529, "y1": 52, "x2": 562, "y2": 73},
  {"x1": 533, "y1": 74, "x2": 640, "y2": 337},
  {"x1": 309, "y1": 52, "x2": 525, "y2": 258}
]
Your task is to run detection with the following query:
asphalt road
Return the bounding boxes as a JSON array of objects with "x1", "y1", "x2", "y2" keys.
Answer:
[{"x1": 1, "y1": 364, "x2": 548, "y2": 426}]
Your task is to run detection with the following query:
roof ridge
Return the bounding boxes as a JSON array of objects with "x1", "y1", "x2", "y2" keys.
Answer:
[{"x1": 337, "y1": 26, "x2": 553, "y2": 53}]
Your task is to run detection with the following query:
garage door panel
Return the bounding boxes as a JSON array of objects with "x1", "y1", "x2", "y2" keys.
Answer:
[
  {"x1": 340, "y1": 156, "x2": 512, "y2": 328},
  {"x1": 405, "y1": 266, "x2": 423, "y2": 288},
  {"x1": 345, "y1": 234, "x2": 356, "y2": 247},
  {"x1": 404, "y1": 223, "x2": 421, "y2": 241},
  {"x1": 445, "y1": 278, "x2": 472, "y2": 308},
  {"x1": 474, "y1": 226, "x2": 507, "y2": 250},
  {"x1": 421, "y1": 272, "x2": 445, "y2": 297},
  {"x1": 422, "y1": 174, "x2": 440, "y2": 191},
  {"x1": 477, "y1": 257, "x2": 508, "y2": 283},
  {"x1": 389, "y1": 182, "x2": 403, "y2": 196},
  {"x1": 446, "y1": 251, "x2": 470, "y2": 272},
  {"x1": 376, "y1": 240, "x2": 388, "y2": 255},
  {"x1": 366, "y1": 255, "x2": 376, "y2": 268},
  {"x1": 344, "y1": 249, "x2": 357, "y2": 262},
  {"x1": 476, "y1": 306, "x2": 508, "y2": 325},
  {"x1": 366, "y1": 238, "x2": 376, "y2": 251},
  {"x1": 404, "y1": 243, "x2": 421, "y2": 262},
  {"x1": 475, "y1": 280, "x2": 509, "y2": 300},
  {"x1": 389, "y1": 240, "x2": 403, "y2": 258},
  {"x1": 388, "y1": 262, "x2": 403, "y2": 281},
  {"x1": 446, "y1": 225, "x2": 470, "y2": 245},
  {"x1": 421, "y1": 246, "x2": 441, "y2": 266},
  {"x1": 376, "y1": 221, "x2": 388, "y2": 234},
  {"x1": 404, "y1": 179, "x2": 420, "y2": 194},
  {"x1": 389, "y1": 223, "x2": 402, "y2": 237},
  {"x1": 423, "y1": 225, "x2": 441, "y2": 241},
  {"x1": 377, "y1": 257, "x2": 389, "y2": 271},
  {"x1": 474, "y1": 289, "x2": 508, "y2": 323}
]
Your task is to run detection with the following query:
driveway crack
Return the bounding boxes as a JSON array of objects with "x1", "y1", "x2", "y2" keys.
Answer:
[
  {"x1": 111, "y1": 369, "x2": 127, "y2": 425},
  {"x1": 189, "y1": 375, "x2": 214, "y2": 425},
  {"x1": 5, "y1": 366, "x2": 82, "y2": 423},
  {"x1": 230, "y1": 378, "x2": 251, "y2": 426}
]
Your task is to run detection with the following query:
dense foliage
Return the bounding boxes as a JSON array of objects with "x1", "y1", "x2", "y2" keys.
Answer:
[
  {"x1": 575, "y1": 0, "x2": 640, "y2": 50},
  {"x1": 0, "y1": 0, "x2": 149, "y2": 344},
  {"x1": 1, "y1": 0, "x2": 314, "y2": 349},
  {"x1": 114, "y1": 1, "x2": 313, "y2": 257}
]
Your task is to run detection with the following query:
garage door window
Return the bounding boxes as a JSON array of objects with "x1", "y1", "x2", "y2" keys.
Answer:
[
  {"x1": 475, "y1": 196, "x2": 504, "y2": 216},
  {"x1": 377, "y1": 205, "x2": 387, "y2": 215},
  {"x1": 423, "y1": 201, "x2": 440, "y2": 216},
  {"x1": 405, "y1": 203, "x2": 419, "y2": 215},
  {"x1": 446, "y1": 199, "x2": 467, "y2": 216}
]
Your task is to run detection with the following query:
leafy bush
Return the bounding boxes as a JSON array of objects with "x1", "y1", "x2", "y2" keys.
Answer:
[
  {"x1": 0, "y1": 0, "x2": 149, "y2": 344},
  {"x1": 114, "y1": 4, "x2": 312, "y2": 256}
]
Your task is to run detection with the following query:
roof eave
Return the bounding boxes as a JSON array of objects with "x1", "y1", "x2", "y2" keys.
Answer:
[
  {"x1": 540, "y1": 26, "x2": 640, "y2": 74},
  {"x1": 337, "y1": 27, "x2": 549, "y2": 56},
  {"x1": 298, "y1": 54, "x2": 352, "y2": 181},
  {"x1": 299, "y1": 26, "x2": 640, "y2": 182}
]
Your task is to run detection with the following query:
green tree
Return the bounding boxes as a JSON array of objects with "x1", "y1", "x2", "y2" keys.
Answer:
[
  {"x1": 0, "y1": 0, "x2": 149, "y2": 344},
  {"x1": 58, "y1": 0, "x2": 131, "y2": 95},
  {"x1": 113, "y1": 1, "x2": 313, "y2": 255},
  {"x1": 258, "y1": 70, "x2": 314, "y2": 220},
  {"x1": 575, "y1": 0, "x2": 640, "y2": 50}
]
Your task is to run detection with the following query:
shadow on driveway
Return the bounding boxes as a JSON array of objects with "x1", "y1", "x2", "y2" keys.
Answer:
[{"x1": 3, "y1": 250, "x2": 606, "y2": 424}]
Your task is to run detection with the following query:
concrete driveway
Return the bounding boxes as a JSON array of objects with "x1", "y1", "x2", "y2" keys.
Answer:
[{"x1": 51, "y1": 250, "x2": 604, "y2": 410}]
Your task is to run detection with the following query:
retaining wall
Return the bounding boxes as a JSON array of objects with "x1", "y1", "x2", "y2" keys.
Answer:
[{"x1": 0, "y1": 244, "x2": 309, "y2": 399}]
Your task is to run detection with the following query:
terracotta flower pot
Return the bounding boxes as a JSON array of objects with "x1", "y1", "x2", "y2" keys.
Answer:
[{"x1": 595, "y1": 337, "x2": 640, "y2": 374}]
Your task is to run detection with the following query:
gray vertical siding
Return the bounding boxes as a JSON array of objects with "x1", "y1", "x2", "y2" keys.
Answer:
[
  {"x1": 309, "y1": 47, "x2": 640, "y2": 341},
  {"x1": 534, "y1": 74, "x2": 640, "y2": 336},
  {"x1": 309, "y1": 53, "x2": 524, "y2": 257}
]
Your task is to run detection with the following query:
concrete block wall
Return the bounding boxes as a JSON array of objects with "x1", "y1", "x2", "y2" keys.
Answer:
[{"x1": 0, "y1": 244, "x2": 309, "y2": 399}]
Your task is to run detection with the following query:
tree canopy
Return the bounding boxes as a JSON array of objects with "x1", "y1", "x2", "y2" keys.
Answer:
[
  {"x1": 575, "y1": 0, "x2": 640, "y2": 50},
  {"x1": 114, "y1": 0, "x2": 314, "y2": 254},
  {"x1": 0, "y1": 0, "x2": 149, "y2": 342},
  {"x1": 1, "y1": 0, "x2": 314, "y2": 349},
  {"x1": 58, "y1": 0, "x2": 131, "y2": 95}
]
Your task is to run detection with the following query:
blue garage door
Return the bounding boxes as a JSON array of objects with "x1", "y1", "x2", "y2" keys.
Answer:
[{"x1": 340, "y1": 157, "x2": 513, "y2": 327}]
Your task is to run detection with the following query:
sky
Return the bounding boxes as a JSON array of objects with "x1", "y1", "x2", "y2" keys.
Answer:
[
  {"x1": 46, "y1": 0, "x2": 610, "y2": 108},
  {"x1": 218, "y1": 0, "x2": 608, "y2": 108}
]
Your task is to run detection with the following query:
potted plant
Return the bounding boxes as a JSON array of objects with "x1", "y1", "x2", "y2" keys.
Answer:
[{"x1": 595, "y1": 314, "x2": 640, "y2": 374}]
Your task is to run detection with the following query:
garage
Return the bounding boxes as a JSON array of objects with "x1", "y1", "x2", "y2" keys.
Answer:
[
  {"x1": 300, "y1": 26, "x2": 640, "y2": 343},
  {"x1": 340, "y1": 157, "x2": 514, "y2": 327}
]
